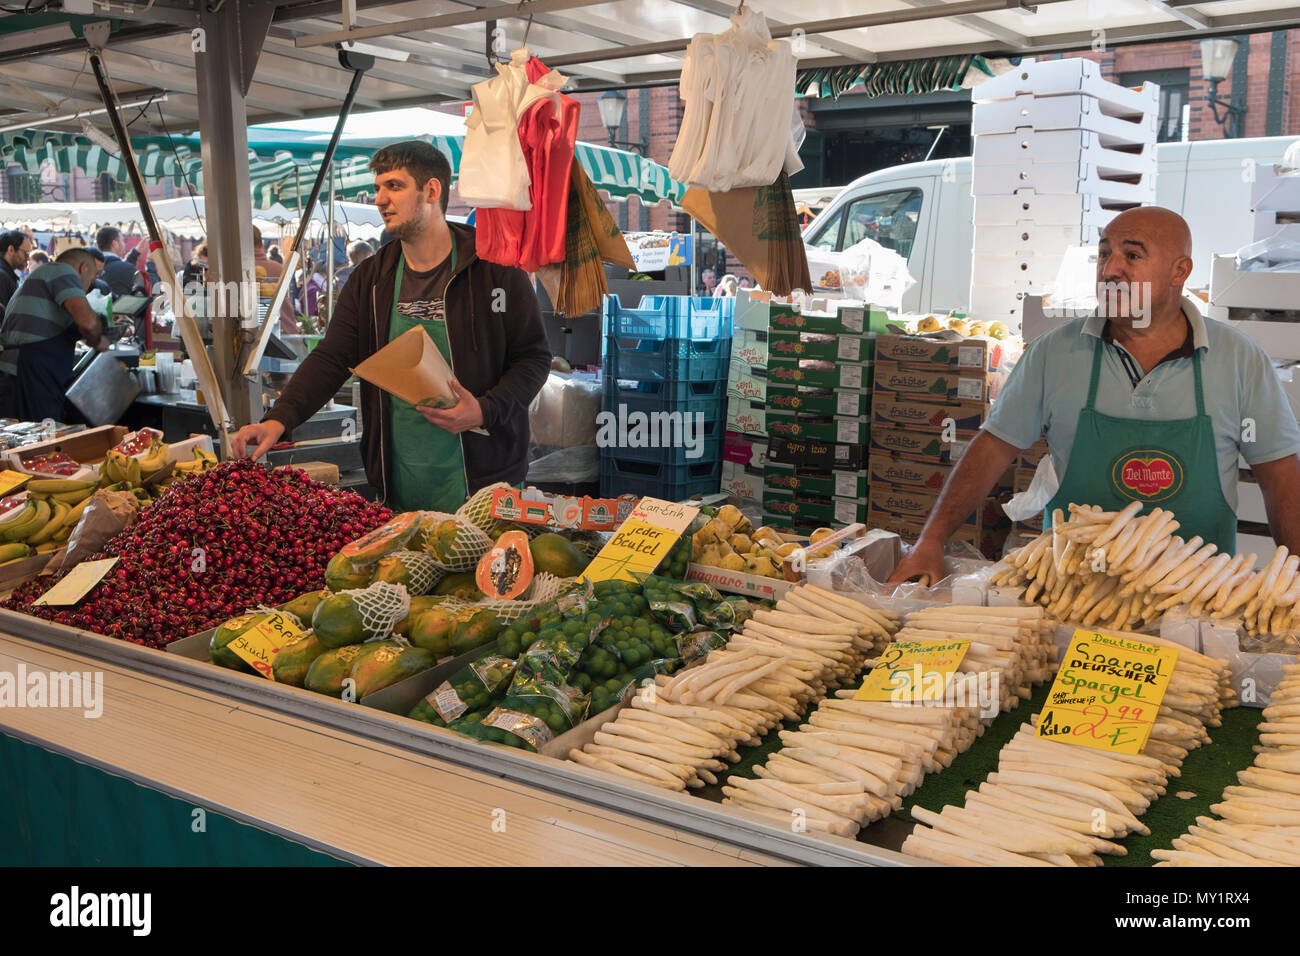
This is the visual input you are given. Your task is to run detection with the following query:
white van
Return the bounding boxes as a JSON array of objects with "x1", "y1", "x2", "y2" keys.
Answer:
[{"x1": 802, "y1": 135, "x2": 1300, "y2": 314}]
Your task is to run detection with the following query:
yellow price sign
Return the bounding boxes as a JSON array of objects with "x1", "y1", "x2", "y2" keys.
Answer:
[
  {"x1": 0, "y1": 470, "x2": 31, "y2": 497},
  {"x1": 226, "y1": 611, "x2": 304, "y2": 680},
  {"x1": 855, "y1": 639, "x2": 970, "y2": 703},
  {"x1": 581, "y1": 498, "x2": 699, "y2": 584},
  {"x1": 1036, "y1": 629, "x2": 1178, "y2": 755}
]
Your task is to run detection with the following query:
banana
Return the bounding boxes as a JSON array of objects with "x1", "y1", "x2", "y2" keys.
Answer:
[
  {"x1": 26, "y1": 491, "x2": 49, "y2": 501},
  {"x1": 26, "y1": 478, "x2": 96, "y2": 494},
  {"x1": 52, "y1": 526, "x2": 70, "y2": 543},
  {"x1": 26, "y1": 500, "x2": 69, "y2": 545},
  {"x1": 137, "y1": 440, "x2": 171, "y2": 477},
  {"x1": 56, "y1": 496, "x2": 90, "y2": 532},
  {"x1": 0, "y1": 542, "x2": 31, "y2": 563},
  {"x1": 0, "y1": 502, "x2": 35, "y2": 529},
  {"x1": 1, "y1": 502, "x2": 43, "y2": 542},
  {"x1": 33, "y1": 541, "x2": 59, "y2": 554},
  {"x1": 124, "y1": 455, "x2": 142, "y2": 486},
  {"x1": 51, "y1": 486, "x2": 95, "y2": 505}
]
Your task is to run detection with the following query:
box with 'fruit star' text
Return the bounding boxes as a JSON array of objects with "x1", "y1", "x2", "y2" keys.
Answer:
[
  {"x1": 872, "y1": 396, "x2": 988, "y2": 435},
  {"x1": 873, "y1": 361, "x2": 1002, "y2": 403},
  {"x1": 874, "y1": 333, "x2": 1009, "y2": 372}
]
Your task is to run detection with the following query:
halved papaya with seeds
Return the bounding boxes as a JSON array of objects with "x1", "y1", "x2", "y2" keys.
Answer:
[
  {"x1": 338, "y1": 511, "x2": 421, "y2": 565},
  {"x1": 475, "y1": 530, "x2": 533, "y2": 600}
]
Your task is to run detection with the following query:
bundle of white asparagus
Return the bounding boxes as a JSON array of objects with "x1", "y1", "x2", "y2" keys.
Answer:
[
  {"x1": 567, "y1": 585, "x2": 899, "y2": 792},
  {"x1": 901, "y1": 630, "x2": 1234, "y2": 866},
  {"x1": 991, "y1": 502, "x2": 1300, "y2": 636},
  {"x1": 1155, "y1": 659, "x2": 1300, "y2": 866},
  {"x1": 720, "y1": 605, "x2": 1057, "y2": 837},
  {"x1": 895, "y1": 604, "x2": 1057, "y2": 713}
]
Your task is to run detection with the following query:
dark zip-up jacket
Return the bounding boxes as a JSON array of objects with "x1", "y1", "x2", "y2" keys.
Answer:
[{"x1": 264, "y1": 222, "x2": 552, "y2": 501}]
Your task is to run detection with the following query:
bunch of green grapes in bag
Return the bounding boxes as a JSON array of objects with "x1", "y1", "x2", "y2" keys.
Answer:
[
  {"x1": 653, "y1": 532, "x2": 692, "y2": 580},
  {"x1": 572, "y1": 614, "x2": 679, "y2": 691}
]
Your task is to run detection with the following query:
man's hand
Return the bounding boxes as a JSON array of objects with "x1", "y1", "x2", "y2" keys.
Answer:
[
  {"x1": 231, "y1": 420, "x2": 286, "y2": 459},
  {"x1": 418, "y1": 380, "x2": 484, "y2": 435},
  {"x1": 888, "y1": 536, "x2": 946, "y2": 586}
]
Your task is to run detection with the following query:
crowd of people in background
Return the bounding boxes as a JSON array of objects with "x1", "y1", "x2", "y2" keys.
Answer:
[{"x1": 698, "y1": 266, "x2": 757, "y2": 299}]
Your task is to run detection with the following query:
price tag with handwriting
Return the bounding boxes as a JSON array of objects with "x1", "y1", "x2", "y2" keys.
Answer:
[
  {"x1": 226, "y1": 611, "x2": 304, "y2": 680},
  {"x1": 0, "y1": 470, "x2": 31, "y2": 497},
  {"x1": 855, "y1": 639, "x2": 970, "y2": 702}
]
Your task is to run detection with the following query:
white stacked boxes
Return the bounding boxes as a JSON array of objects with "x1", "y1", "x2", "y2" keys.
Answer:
[
  {"x1": 1250, "y1": 161, "x2": 1300, "y2": 244},
  {"x1": 969, "y1": 59, "x2": 1159, "y2": 322}
]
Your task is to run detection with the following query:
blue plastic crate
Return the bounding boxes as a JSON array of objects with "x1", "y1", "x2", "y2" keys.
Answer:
[
  {"x1": 600, "y1": 454, "x2": 722, "y2": 501},
  {"x1": 602, "y1": 390, "x2": 724, "y2": 421},
  {"x1": 605, "y1": 333, "x2": 731, "y2": 383},
  {"x1": 604, "y1": 294, "x2": 734, "y2": 341},
  {"x1": 598, "y1": 427, "x2": 723, "y2": 467},
  {"x1": 603, "y1": 375, "x2": 727, "y2": 406}
]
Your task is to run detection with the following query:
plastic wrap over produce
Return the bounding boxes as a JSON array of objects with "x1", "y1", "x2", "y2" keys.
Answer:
[
  {"x1": 529, "y1": 372, "x2": 602, "y2": 448},
  {"x1": 804, "y1": 529, "x2": 993, "y2": 602},
  {"x1": 802, "y1": 236, "x2": 915, "y2": 309}
]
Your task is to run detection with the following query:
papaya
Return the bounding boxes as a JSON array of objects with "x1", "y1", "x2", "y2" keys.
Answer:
[
  {"x1": 433, "y1": 572, "x2": 483, "y2": 601},
  {"x1": 325, "y1": 551, "x2": 374, "y2": 591},
  {"x1": 311, "y1": 592, "x2": 368, "y2": 648},
  {"x1": 210, "y1": 612, "x2": 273, "y2": 674},
  {"x1": 449, "y1": 608, "x2": 503, "y2": 656},
  {"x1": 476, "y1": 530, "x2": 534, "y2": 601},
  {"x1": 272, "y1": 631, "x2": 328, "y2": 687},
  {"x1": 392, "y1": 595, "x2": 447, "y2": 636},
  {"x1": 528, "y1": 532, "x2": 589, "y2": 578},
  {"x1": 407, "y1": 607, "x2": 458, "y2": 657},
  {"x1": 350, "y1": 642, "x2": 436, "y2": 698},
  {"x1": 304, "y1": 644, "x2": 366, "y2": 696},
  {"x1": 280, "y1": 589, "x2": 329, "y2": 623},
  {"x1": 423, "y1": 518, "x2": 463, "y2": 565},
  {"x1": 338, "y1": 511, "x2": 421, "y2": 564}
]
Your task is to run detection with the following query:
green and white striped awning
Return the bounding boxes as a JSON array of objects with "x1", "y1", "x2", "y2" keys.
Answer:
[{"x1": 2, "y1": 129, "x2": 687, "y2": 211}]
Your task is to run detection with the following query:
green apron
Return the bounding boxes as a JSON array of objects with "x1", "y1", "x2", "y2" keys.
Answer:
[
  {"x1": 1046, "y1": 338, "x2": 1236, "y2": 552},
  {"x1": 386, "y1": 242, "x2": 468, "y2": 513}
]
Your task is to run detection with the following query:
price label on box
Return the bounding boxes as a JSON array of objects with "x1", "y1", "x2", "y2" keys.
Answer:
[
  {"x1": 227, "y1": 611, "x2": 304, "y2": 680},
  {"x1": 856, "y1": 639, "x2": 970, "y2": 702},
  {"x1": 841, "y1": 365, "x2": 863, "y2": 389},
  {"x1": 837, "y1": 337, "x2": 862, "y2": 362},
  {"x1": 582, "y1": 498, "x2": 699, "y2": 584},
  {"x1": 1036, "y1": 629, "x2": 1177, "y2": 755},
  {"x1": 0, "y1": 470, "x2": 31, "y2": 496}
]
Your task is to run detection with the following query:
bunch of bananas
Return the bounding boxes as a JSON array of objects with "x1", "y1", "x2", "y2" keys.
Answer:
[
  {"x1": 0, "y1": 478, "x2": 99, "y2": 562},
  {"x1": 94, "y1": 439, "x2": 180, "y2": 508},
  {"x1": 173, "y1": 446, "x2": 217, "y2": 475}
]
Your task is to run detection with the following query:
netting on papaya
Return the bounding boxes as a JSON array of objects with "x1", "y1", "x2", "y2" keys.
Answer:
[
  {"x1": 334, "y1": 581, "x2": 411, "y2": 644},
  {"x1": 420, "y1": 511, "x2": 495, "y2": 572}
]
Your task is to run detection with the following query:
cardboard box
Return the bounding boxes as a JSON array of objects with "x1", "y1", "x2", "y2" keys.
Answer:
[
  {"x1": 765, "y1": 384, "x2": 868, "y2": 418},
  {"x1": 974, "y1": 129, "x2": 1155, "y2": 174},
  {"x1": 870, "y1": 512, "x2": 1010, "y2": 559},
  {"x1": 767, "y1": 435, "x2": 866, "y2": 471},
  {"x1": 868, "y1": 424, "x2": 970, "y2": 464},
  {"x1": 720, "y1": 461, "x2": 763, "y2": 503},
  {"x1": 873, "y1": 361, "x2": 1001, "y2": 403},
  {"x1": 764, "y1": 462, "x2": 868, "y2": 499},
  {"x1": 731, "y1": 329, "x2": 769, "y2": 369},
  {"x1": 971, "y1": 163, "x2": 1156, "y2": 203},
  {"x1": 874, "y1": 333, "x2": 1007, "y2": 371},
  {"x1": 726, "y1": 397, "x2": 766, "y2": 437},
  {"x1": 1013, "y1": 467, "x2": 1037, "y2": 493},
  {"x1": 873, "y1": 396, "x2": 987, "y2": 434},
  {"x1": 767, "y1": 330, "x2": 873, "y2": 363},
  {"x1": 733, "y1": 290, "x2": 800, "y2": 333},
  {"x1": 972, "y1": 92, "x2": 1157, "y2": 138},
  {"x1": 685, "y1": 563, "x2": 796, "y2": 601},
  {"x1": 4, "y1": 424, "x2": 127, "y2": 476},
  {"x1": 973, "y1": 220, "x2": 1102, "y2": 252},
  {"x1": 1210, "y1": 254, "x2": 1300, "y2": 321},
  {"x1": 868, "y1": 483, "x2": 1007, "y2": 530},
  {"x1": 768, "y1": 303, "x2": 887, "y2": 335},
  {"x1": 727, "y1": 360, "x2": 768, "y2": 402},
  {"x1": 972, "y1": 58, "x2": 1159, "y2": 114},
  {"x1": 867, "y1": 454, "x2": 952, "y2": 494},
  {"x1": 1017, "y1": 438, "x2": 1050, "y2": 470},
  {"x1": 723, "y1": 431, "x2": 768, "y2": 468},
  {"x1": 766, "y1": 358, "x2": 872, "y2": 391},
  {"x1": 973, "y1": 190, "x2": 1121, "y2": 230},
  {"x1": 764, "y1": 490, "x2": 868, "y2": 526},
  {"x1": 765, "y1": 410, "x2": 870, "y2": 444},
  {"x1": 490, "y1": 487, "x2": 633, "y2": 530}
]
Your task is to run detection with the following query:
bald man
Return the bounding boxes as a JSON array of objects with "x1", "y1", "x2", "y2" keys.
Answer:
[{"x1": 891, "y1": 206, "x2": 1300, "y2": 584}]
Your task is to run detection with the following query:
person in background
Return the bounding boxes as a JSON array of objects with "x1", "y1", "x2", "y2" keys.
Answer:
[
  {"x1": 713, "y1": 274, "x2": 738, "y2": 298},
  {"x1": 28, "y1": 250, "x2": 49, "y2": 269},
  {"x1": 300, "y1": 259, "x2": 327, "y2": 321},
  {"x1": 182, "y1": 241, "x2": 208, "y2": 292},
  {"x1": 738, "y1": 276, "x2": 755, "y2": 291},
  {"x1": 698, "y1": 267, "x2": 717, "y2": 298},
  {"x1": 267, "y1": 244, "x2": 283, "y2": 265},
  {"x1": 253, "y1": 226, "x2": 297, "y2": 336},
  {"x1": 335, "y1": 240, "x2": 373, "y2": 288},
  {"x1": 95, "y1": 226, "x2": 138, "y2": 297},
  {"x1": 0, "y1": 248, "x2": 107, "y2": 422},
  {"x1": 0, "y1": 230, "x2": 32, "y2": 312}
]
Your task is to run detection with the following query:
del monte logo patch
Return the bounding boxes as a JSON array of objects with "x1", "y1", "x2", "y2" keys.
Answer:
[{"x1": 1112, "y1": 449, "x2": 1183, "y2": 501}]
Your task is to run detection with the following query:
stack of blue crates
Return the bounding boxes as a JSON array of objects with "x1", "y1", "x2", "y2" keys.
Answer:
[{"x1": 601, "y1": 294, "x2": 734, "y2": 500}]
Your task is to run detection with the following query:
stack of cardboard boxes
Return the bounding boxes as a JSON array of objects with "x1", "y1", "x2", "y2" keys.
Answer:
[
  {"x1": 1011, "y1": 438, "x2": 1050, "y2": 537},
  {"x1": 867, "y1": 332, "x2": 1018, "y2": 556},
  {"x1": 722, "y1": 291, "x2": 887, "y2": 533},
  {"x1": 968, "y1": 58, "x2": 1159, "y2": 321}
]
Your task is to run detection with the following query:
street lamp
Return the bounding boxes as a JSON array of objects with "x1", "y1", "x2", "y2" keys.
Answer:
[
  {"x1": 597, "y1": 90, "x2": 647, "y2": 153},
  {"x1": 1200, "y1": 38, "x2": 1245, "y2": 139}
]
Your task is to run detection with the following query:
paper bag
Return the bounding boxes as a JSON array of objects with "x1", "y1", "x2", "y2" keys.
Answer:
[
  {"x1": 44, "y1": 489, "x2": 140, "y2": 575},
  {"x1": 351, "y1": 326, "x2": 457, "y2": 409}
]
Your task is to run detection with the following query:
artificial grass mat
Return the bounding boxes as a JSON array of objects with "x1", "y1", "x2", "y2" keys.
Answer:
[{"x1": 701, "y1": 682, "x2": 1264, "y2": 863}]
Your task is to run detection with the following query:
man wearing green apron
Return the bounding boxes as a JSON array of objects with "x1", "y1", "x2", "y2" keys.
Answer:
[
  {"x1": 892, "y1": 206, "x2": 1300, "y2": 585},
  {"x1": 233, "y1": 142, "x2": 552, "y2": 512}
]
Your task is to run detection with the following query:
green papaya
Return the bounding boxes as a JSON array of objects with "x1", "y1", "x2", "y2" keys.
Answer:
[
  {"x1": 325, "y1": 551, "x2": 374, "y2": 591},
  {"x1": 432, "y1": 572, "x2": 483, "y2": 601},
  {"x1": 449, "y1": 608, "x2": 502, "y2": 656},
  {"x1": 304, "y1": 644, "x2": 366, "y2": 696},
  {"x1": 280, "y1": 589, "x2": 329, "y2": 623},
  {"x1": 350, "y1": 642, "x2": 436, "y2": 698},
  {"x1": 528, "y1": 532, "x2": 589, "y2": 578},
  {"x1": 271, "y1": 631, "x2": 328, "y2": 687},
  {"x1": 423, "y1": 518, "x2": 463, "y2": 565},
  {"x1": 210, "y1": 612, "x2": 273, "y2": 674},
  {"x1": 407, "y1": 607, "x2": 457, "y2": 658},
  {"x1": 391, "y1": 595, "x2": 447, "y2": 636},
  {"x1": 311, "y1": 593, "x2": 368, "y2": 648}
]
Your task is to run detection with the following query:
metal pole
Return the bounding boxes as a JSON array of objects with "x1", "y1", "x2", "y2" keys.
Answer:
[
  {"x1": 243, "y1": 48, "x2": 372, "y2": 374},
  {"x1": 82, "y1": 28, "x2": 231, "y2": 439},
  {"x1": 326, "y1": 164, "x2": 336, "y2": 328}
]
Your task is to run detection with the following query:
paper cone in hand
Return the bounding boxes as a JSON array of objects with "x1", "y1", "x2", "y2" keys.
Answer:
[{"x1": 351, "y1": 326, "x2": 457, "y2": 408}]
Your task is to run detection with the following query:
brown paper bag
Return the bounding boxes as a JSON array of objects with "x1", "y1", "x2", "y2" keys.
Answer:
[
  {"x1": 681, "y1": 172, "x2": 811, "y2": 296},
  {"x1": 44, "y1": 489, "x2": 140, "y2": 575},
  {"x1": 351, "y1": 326, "x2": 457, "y2": 408},
  {"x1": 576, "y1": 165, "x2": 634, "y2": 270}
]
